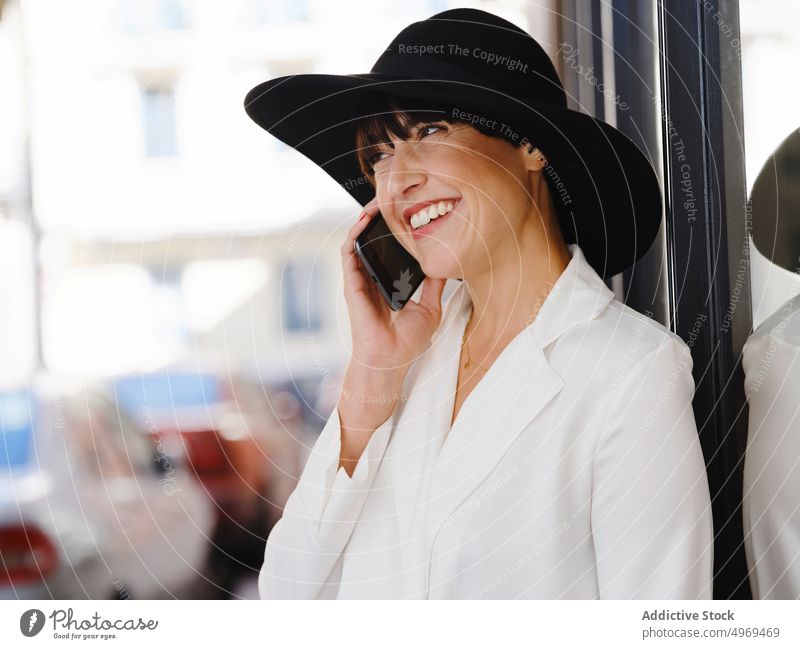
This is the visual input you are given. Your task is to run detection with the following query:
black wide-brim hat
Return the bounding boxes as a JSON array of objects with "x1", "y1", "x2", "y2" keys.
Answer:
[{"x1": 243, "y1": 8, "x2": 662, "y2": 279}]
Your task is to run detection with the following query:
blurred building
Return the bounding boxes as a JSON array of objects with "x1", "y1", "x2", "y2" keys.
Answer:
[
  {"x1": 0, "y1": 0, "x2": 554, "y2": 401},
  {"x1": 0, "y1": 0, "x2": 37, "y2": 385}
]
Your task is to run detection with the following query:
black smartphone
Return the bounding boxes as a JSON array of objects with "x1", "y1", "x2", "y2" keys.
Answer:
[{"x1": 354, "y1": 211, "x2": 425, "y2": 311}]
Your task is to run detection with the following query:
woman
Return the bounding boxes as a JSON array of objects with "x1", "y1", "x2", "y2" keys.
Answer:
[{"x1": 244, "y1": 8, "x2": 713, "y2": 599}]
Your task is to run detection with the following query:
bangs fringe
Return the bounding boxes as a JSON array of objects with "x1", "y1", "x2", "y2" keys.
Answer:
[{"x1": 354, "y1": 95, "x2": 451, "y2": 181}]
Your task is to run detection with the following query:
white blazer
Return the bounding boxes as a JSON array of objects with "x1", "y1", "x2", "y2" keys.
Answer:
[
  {"x1": 743, "y1": 293, "x2": 800, "y2": 599},
  {"x1": 259, "y1": 244, "x2": 714, "y2": 599}
]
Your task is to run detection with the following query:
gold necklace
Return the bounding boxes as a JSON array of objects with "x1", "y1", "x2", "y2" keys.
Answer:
[{"x1": 462, "y1": 307, "x2": 491, "y2": 372}]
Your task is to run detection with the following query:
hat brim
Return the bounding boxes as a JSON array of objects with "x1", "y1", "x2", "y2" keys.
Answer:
[{"x1": 244, "y1": 73, "x2": 662, "y2": 279}]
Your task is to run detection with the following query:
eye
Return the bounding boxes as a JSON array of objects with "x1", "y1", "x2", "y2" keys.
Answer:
[
  {"x1": 367, "y1": 150, "x2": 390, "y2": 167},
  {"x1": 418, "y1": 124, "x2": 446, "y2": 138},
  {"x1": 366, "y1": 124, "x2": 446, "y2": 172}
]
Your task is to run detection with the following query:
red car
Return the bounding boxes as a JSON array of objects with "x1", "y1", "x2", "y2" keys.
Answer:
[
  {"x1": 1, "y1": 378, "x2": 215, "y2": 600},
  {"x1": 111, "y1": 371, "x2": 309, "y2": 596}
]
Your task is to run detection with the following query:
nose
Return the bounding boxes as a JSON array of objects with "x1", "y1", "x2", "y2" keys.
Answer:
[{"x1": 386, "y1": 142, "x2": 427, "y2": 212}]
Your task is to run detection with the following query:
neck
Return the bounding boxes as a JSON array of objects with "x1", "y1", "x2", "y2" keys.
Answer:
[{"x1": 462, "y1": 214, "x2": 571, "y2": 348}]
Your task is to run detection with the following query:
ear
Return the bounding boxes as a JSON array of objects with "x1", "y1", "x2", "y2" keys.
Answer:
[{"x1": 521, "y1": 142, "x2": 548, "y2": 172}]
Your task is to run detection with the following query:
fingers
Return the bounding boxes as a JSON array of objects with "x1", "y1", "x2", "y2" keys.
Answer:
[{"x1": 341, "y1": 199, "x2": 382, "y2": 275}]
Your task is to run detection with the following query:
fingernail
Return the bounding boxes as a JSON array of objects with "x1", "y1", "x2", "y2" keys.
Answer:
[{"x1": 358, "y1": 211, "x2": 369, "y2": 221}]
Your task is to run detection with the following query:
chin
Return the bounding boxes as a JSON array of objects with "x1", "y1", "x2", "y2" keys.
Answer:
[{"x1": 419, "y1": 253, "x2": 464, "y2": 280}]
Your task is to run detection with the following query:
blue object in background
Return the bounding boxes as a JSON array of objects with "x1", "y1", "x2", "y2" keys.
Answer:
[
  {"x1": 112, "y1": 372, "x2": 221, "y2": 417},
  {"x1": 0, "y1": 389, "x2": 35, "y2": 469}
]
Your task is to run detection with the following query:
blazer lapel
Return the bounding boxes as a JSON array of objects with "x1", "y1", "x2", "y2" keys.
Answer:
[
  {"x1": 388, "y1": 281, "x2": 471, "y2": 594},
  {"x1": 388, "y1": 244, "x2": 615, "y2": 596},
  {"x1": 420, "y1": 324, "x2": 565, "y2": 568}
]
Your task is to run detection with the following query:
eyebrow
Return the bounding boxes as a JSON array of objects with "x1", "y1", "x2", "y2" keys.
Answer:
[{"x1": 374, "y1": 120, "x2": 444, "y2": 151}]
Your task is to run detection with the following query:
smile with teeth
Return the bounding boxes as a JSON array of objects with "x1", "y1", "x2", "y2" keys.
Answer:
[{"x1": 409, "y1": 200, "x2": 457, "y2": 230}]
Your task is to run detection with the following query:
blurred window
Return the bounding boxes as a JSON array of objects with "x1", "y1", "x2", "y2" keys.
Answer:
[
  {"x1": 281, "y1": 259, "x2": 323, "y2": 333},
  {"x1": 141, "y1": 84, "x2": 178, "y2": 158},
  {"x1": 0, "y1": 390, "x2": 35, "y2": 469},
  {"x1": 408, "y1": 0, "x2": 449, "y2": 14},
  {"x1": 119, "y1": 0, "x2": 189, "y2": 33},
  {"x1": 249, "y1": 0, "x2": 309, "y2": 24},
  {"x1": 181, "y1": 259, "x2": 269, "y2": 333},
  {"x1": 147, "y1": 266, "x2": 186, "y2": 341}
]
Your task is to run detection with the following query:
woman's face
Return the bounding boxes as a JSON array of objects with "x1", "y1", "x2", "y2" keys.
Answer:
[{"x1": 369, "y1": 120, "x2": 545, "y2": 279}]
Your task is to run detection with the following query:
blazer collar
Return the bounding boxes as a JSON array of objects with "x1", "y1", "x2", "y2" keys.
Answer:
[
  {"x1": 530, "y1": 243, "x2": 616, "y2": 349},
  {"x1": 390, "y1": 244, "x2": 615, "y2": 596},
  {"x1": 433, "y1": 243, "x2": 616, "y2": 351}
]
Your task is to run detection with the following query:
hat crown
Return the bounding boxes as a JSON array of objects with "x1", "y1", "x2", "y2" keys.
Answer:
[{"x1": 372, "y1": 8, "x2": 566, "y2": 108}]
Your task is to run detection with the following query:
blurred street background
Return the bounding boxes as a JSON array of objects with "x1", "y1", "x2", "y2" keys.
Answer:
[
  {"x1": 0, "y1": 0, "x2": 795, "y2": 599},
  {"x1": 0, "y1": 0, "x2": 549, "y2": 600}
]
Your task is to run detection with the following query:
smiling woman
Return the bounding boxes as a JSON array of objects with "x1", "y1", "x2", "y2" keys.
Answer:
[
  {"x1": 243, "y1": 7, "x2": 713, "y2": 600},
  {"x1": 351, "y1": 92, "x2": 569, "y2": 287}
]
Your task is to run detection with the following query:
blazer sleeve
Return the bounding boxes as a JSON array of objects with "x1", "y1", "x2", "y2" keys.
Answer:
[
  {"x1": 258, "y1": 405, "x2": 394, "y2": 599},
  {"x1": 591, "y1": 335, "x2": 714, "y2": 599},
  {"x1": 742, "y1": 333, "x2": 800, "y2": 599}
]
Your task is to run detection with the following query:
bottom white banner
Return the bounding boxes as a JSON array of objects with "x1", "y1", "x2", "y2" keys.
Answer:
[{"x1": 1, "y1": 600, "x2": 797, "y2": 648}]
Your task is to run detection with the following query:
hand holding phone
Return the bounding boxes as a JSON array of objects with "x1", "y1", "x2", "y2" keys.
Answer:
[{"x1": 341, "y1": 202, "x2": 447, "y2": 370}]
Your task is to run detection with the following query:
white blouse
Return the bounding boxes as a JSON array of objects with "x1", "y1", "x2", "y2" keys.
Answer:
[{"x1": 258, "y1": 244, "x2": 714, "y2": 599}]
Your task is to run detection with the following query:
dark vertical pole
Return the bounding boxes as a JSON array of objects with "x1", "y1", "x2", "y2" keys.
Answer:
[
  {"x1": 558, "y1": 0, "x2": 669, "y2": 326},
  {"x1": 561, "y1": 0, "x2": 752, "y2": 598},
  {"x1": 613, "y1": 0, "x2": 669, "y2": 326},
  {"x1": 657, "y1": 0, "x2": 751, "y2": 599},
  {"x1": 556, "y1": 0, "x2": 603, "y2": 118}
]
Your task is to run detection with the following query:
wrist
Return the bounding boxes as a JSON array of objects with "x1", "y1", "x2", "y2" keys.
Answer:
[
  {"x1": 342, "y1": 358, "x2": 408, "y2": 393},
  {"x1": 337, "y1": 361, "x2": 408, "y2": 432}
]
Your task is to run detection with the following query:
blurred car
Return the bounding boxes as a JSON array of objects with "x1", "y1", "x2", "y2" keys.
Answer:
[
  {"x1": 110, "y1": 370, "x2": 311, "y2": 595},
  {"x1": 0, "y1": 377, "x2": 215, "y2": 599}
]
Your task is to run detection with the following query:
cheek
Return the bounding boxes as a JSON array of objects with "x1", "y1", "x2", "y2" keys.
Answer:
[
  {"x1": 481, "y1": 168, "x2": 530, "y2": 217},
  {"x1": 457, "y1": 159, "x2": 507, "y2": 205},
  {"x1": 374, "y1": 177, "x2": 389, "y2": 201},
  {"x1": 374, "y1": 182, "x2": 395, "y2": 223}
]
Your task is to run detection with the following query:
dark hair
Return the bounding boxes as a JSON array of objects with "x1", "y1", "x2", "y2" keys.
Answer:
[{"x1": 354, "y1": 93, "x2": 536, "y2": 183}]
